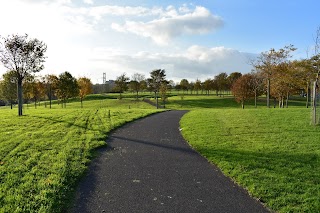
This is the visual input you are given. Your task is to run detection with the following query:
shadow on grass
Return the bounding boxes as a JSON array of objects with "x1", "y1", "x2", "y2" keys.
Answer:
[
  {"x1": 167, "y1": 96, "x2": 308, "y2": 109},
  {"x1": 195, "y1": 146, "x2": 320, "y2": 211}
]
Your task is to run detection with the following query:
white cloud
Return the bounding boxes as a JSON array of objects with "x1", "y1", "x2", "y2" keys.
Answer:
[
  {"x1": 0, "y1": 1, "x2": 249, "y2": 85},
  {"x1": 83, "y1": 0, "x2": 93, "y2": 5},
  {"x1": 89, "y1": 45, "x2": 256, "y2": 82},
  {"x1": 111, "y1": 6, "x2": 224, "y2": 45}
]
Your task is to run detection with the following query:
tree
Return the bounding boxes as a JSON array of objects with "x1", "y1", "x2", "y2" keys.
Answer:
[
  {"x1": 0, "y1": 71, "x2": 17, "y2": 109},
  {"x1": 203, "y1": 78, "x2": 213, "y2": 95},
  {"x1": 180, "y1": 79, "x2": 189, "y2": 94},
  {"x1": 130, "y1": 73, "x2": 145, "y2": 99},
  {"x1": 43, "y1": 74, "x2": 58, "y2": 109},
  {"x1": 29, "y1": 79, "x2": 45, "y2": 109},
  {"x1": 55, "y1": 72, "x2": 78, "y2": 108},
  {"x1": 78, "y1": 77, "x2": 93, "y2": 108},
  {"x1": 114, "y1": 73, "x2": 129, "y2": 99},
  {"x1": 231, "y1": 74, "x2": 255, "y2": 109},
  {"x1": 250, "y1": 71, "x2": 264, "y2": 108},
  {"x1": 148, "y1": 69, "x2": 166, "y2": 109},
  {"x1": 227, "y1": 72, "x2": 242, "y2": 89},
  {"x1": 253, "y1": 45, "x2": 296, "y2": 108},
  {"x1": 160, "y1": 81, "x2": 168, "y2": 108},
  {"x1": 0, "y1": 34, "x2": 47, "y2": 116},
  {"x1": 214, "y1": 72, "x2": 228, "y2": 96},
  {"x1": 194, "y1": 79, "x2": 202, "y2": 95}
]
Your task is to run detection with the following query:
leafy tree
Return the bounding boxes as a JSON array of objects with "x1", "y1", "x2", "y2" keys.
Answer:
[
  {"x1": 114, "y1": 73, "x2": 129, "y2": 99},
  {"x1": 227, "y1": 72, "x2": 242, "y2": 89},
  {"x1": 203, "y1": 78, "x2": 213, "y2": 95},
  {"x1": 0, "y1": 71, "x2": 17, "y2": 109},
  {"x1": 167, "y1": 80, "x2": 175, "y2": 94},
  {"x1": 78, "y1": 77, "x2": 93, "y2": 108},
  {"x1": 56, "y1": 71, "x2": 78, "y2": 107},
  {"x1": 148, "y1": 69, "x2": 166, "y2": 109},
  {"x1": 250, "y1": 71, "x2": 264, "y2": 108},
  {"x1": 231, "y1": 74, "x2": 255, "y2": 109},
  {"x1": 194, "y1": 79, "x2": 202, "y2": 95},
  {"x1": 214, "y1": 72, "x2": 228, "y2": 96},
  {"x1": 29, "y1": 79, "x2": 45, "y2": 108},
  {"x1": 23, "y1": 77, "x2": 34, "y2": 108},
  {"x1": 159, "y1": 81, "x2": 168, "y2": 108},
  {"x1": 130, "y1": 73, "x2": 145, "y2": 99},
  {"x1": 180, "y1": 79, "x2": 189, "y2": 94},
  {"x1": 0, "y1": 34, "x2": 47, "y2": 116},
  {"x1": 253, "y1": 45, "x2": 296, "y2": 108},
  {"x1": 43, "y1": 74, "x2": 58, "y2": 109},
  {"x1": 189, "y1": 81, "x2": 195, "y2": 94}
]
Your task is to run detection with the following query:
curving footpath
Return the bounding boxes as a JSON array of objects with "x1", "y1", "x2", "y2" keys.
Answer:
[{"x1": 71, "y1": 110, "x2": 270, "y2": 213}]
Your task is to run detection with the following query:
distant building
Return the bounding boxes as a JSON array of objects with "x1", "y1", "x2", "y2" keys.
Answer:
[{"x1": 92, "y1": 79, "x2": 116, "y2": 94}]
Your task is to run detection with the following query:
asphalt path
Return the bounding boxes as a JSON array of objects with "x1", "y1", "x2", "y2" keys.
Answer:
[{"x1": 71, "y1": 110, "x2": 270, "y2": 213}]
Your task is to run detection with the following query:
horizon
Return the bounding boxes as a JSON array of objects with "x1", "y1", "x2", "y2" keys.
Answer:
[{"x1": 1, "y1": 0, "x2": 319, "y2": 84}]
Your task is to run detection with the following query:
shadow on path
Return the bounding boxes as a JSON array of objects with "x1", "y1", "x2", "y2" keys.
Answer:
[{"x1": 71, "y1": 110, "x2": 270, "y2": 213}]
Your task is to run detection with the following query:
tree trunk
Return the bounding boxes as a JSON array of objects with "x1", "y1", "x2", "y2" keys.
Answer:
[
  {"x1": 136, "y1": 91, "x2": 139, "y2": 100},
  {"x1": 17, "y1": 79, "x2": 23, "y2": 116},
  {"x1": 312, "y1": 81, "x2": 317, "y2": 125},
  {"x1": 306, "y1": 82, "x2": 309, "y2": 108},
  {"x1": 10, "y1": 100, "x2": 13, "y2": 109},
  {"x1": 49, "y1": 85, "x2": 52, "y2": 109},
  {"x1": 267, "y1": 78, "x2": 270, "y2": 108},
  {"x1": 286, "y1": 92, "x2": 289, "y2": 108},
  {"x1": 34, "y1": 97, "x2": 37, "y2": 109},
  {"x1": 242, "y1": 100, "x2": 244, "y2": 109},
  {"x1": 81, "y1": 98, "x2": 83, "y2": 108},
  {"x1": 156, "y1": 92, "x2": 159, "y2": 109},
  {"x1": 254, "y1": 90, "x2": 257, "y2": 108}
]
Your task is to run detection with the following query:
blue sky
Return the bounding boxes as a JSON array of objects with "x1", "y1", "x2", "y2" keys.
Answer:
[{"x1": 0, "y1": 0, "x2": 319, "y2": 83}]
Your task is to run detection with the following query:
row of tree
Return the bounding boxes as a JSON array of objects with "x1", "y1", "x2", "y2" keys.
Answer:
[
  {"x1": 232, "y1": 45, "x2": 320, "y2": 109},
  {"x1": 114, "y1": 69, "x2": 167, "y2": 109},
  {"x1": 114, "y1": 71, "x2": 242, "y2": 98},
  {"x1": 0, "y1": 71, "x2": 93, "y2": 109},
  {"x1": 0, "y1": 34, "x2": 93, "y2": 115},
  {"x1": 114, "y1": 45, "x2": 320, "y2": 109}
]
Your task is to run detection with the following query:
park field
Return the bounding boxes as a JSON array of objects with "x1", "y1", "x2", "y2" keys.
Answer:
[
  {"x1": 175, "y1": 96, "x2": 320, "y2": 212},
  {"x1": 0, "y1": 96, "x2": 159, "y2": 212},
  {"x1": 1, "y1": 93, "x2": 319, "y2": 212}
]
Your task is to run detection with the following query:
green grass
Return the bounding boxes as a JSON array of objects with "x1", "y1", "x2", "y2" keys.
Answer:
[
  {"x1": 1, "y1": 93, "x2": 315, "y2": 212},
  {"x1": 164, "y1": 94, "x2": 308, "y2": 109},
  {"x1": 180, "y1": 107, "x2": 320, "y2": 212},
  {"x1": 0, "y1": 96, "x2": 159, "y2": 212}
]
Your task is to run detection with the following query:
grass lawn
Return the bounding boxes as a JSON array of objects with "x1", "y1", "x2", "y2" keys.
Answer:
[
  {"x1": 177, "y1": 95, "x2": 320, "y2": 212},
  {"x1": 0, "y1": 96, "x2": 159, "y2": 212}
]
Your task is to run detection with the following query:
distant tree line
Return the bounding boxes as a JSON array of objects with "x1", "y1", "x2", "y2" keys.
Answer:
[
  {"x1": 2, "y1": 32, "x2": 320, "y2": 114},
  {"x1": 0, "y1": 71, "x2": 93, "y2": 109}
]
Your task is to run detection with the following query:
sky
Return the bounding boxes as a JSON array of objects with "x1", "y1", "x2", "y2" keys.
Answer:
[{"x1": 0, "y1": 0, "x2": 319, "y2": 84}]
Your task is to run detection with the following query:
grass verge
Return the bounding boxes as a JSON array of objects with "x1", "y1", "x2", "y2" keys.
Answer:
[
  {"x1": 180, "y1": 108, "x2": 320, "y2": 212},
  {"x1": 0, "y1": 98, "x2": 159, "y2": 212}
]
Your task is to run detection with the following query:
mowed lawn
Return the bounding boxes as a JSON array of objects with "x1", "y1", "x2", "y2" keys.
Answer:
[
  {"x1": 0, "y1": 97, "x2": 158, "y2": 212},
  {"x1": 179, "y1": 103, "x2": 320, "y2": 212}
]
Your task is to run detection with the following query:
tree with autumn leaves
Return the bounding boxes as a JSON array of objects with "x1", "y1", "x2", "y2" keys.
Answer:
[{"x1": 78, "y1": 77, "x2": 93, "y2": 108}]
